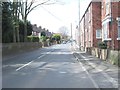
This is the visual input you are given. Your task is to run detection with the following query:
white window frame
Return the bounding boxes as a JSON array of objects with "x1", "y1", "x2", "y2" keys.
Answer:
[
  {"x1": 117, "y1": 18, "x2": 120, "y2": 40},
  {"x1": 102, "y1": 23, "x2": 111, "y2": 41},
  {"x1": 96, "y1": 29, "x2": 102, "y2": 39},
  {"x1": 88, "y1": 8, "x2": 91, "y2": 22},
  {"x1": 89, "y1": 25, "x2": 91, "y2": 41},
  {"x1": 105, "y1": 1, "x2": 110, "y2": 16}
]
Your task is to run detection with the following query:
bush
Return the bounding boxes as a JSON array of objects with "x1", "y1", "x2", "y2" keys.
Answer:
[
  {"x1": 40, "y1": 36, "x2": 47, "y2": 42},
  {"x1": 32, "y1": 36, "x2": 39, "y2": 42},
  {"x1": 27, "y1": 36, "x2": 32, "y2": 42},
  {"x1": 98, "y1": 42, "x2": 107, "y2": 49},
  {"x1": 27, "y1": 36, "x2": 39, "y2": 42}
]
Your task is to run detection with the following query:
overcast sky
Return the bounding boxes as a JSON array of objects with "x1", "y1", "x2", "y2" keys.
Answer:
[{"x1": 27, "y1": 0, "x2": 91, "y2": 35}]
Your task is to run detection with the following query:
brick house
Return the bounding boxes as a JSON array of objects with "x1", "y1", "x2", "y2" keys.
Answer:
[
  {"x1": 101, "y1": 0, "x2": 120, "y2": 50},
  {"x1": 32, "y1": 24, "x2": 52, "y2": 38},
  {"x1": 32, "y1": 24, "x2": 41, "y2": 37},
  {"x1": 80, "y1": 2, "x2": 102, "y2": 51}
]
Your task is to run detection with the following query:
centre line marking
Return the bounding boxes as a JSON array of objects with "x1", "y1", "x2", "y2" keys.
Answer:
[
  {"x1": 16, "y1": 50, "x2": 53, "y2": 71},
  {"x1": 16, "y1": 61, "x2": 33, "y2": 71}
]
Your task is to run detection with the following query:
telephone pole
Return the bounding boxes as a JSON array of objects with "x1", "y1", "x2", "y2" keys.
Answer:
[
  {"x1": 71, "y1": 23, "x2": 72, "y2": 39},
  {"x1": 78, "y1": 0, "x2": 81, "y2": 49}
]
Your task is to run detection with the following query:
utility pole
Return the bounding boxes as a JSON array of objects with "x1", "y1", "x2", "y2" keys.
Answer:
[
  {"x1": 78, "y1": 0, "x2": 80, "y2": 50},
  {"x1": 71, "y1": 23, "x2": 73, "y2": 46},
  {"x1": 71, "y1": 23, "x2": 72, "y2": 39}
]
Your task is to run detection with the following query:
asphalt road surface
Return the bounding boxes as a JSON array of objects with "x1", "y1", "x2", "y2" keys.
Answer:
[{"x1": 2, "y1": 43, "x2": 119, "y2": 89}]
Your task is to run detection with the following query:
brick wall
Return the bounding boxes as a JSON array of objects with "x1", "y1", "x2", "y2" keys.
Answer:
[
  {"x1": 111, "y1": 2, "x2": 120, "y2": 50},
  {"x1": 102, "y1": 1, "x2": 120, "y2": 50},
  {"x1": 80, "y1": 2, "x2": 102, "y2": 51},
  {"x1": 92, "y1": 2, "x2": 102, "y2": 47}
]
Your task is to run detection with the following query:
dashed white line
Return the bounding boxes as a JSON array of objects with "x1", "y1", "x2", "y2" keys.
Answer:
[
  {"x1": 38, "y1": 54, "x2": 45, "y2": 59},
  {"x1": 16, "y1": 50, "x2": 53, "y2": 71},
  {"x1": 16, "y1": 61, "x2": 34, "y2": 71}
]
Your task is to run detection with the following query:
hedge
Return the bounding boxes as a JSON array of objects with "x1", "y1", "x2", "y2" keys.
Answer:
[{"x1": 27, "y1": 36, "x2": 39, "y2": 42}]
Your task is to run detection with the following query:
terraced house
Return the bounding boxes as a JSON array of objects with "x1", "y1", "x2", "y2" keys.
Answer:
[
  {"x1": 102, "y1": 0, "x2": 120, "y2": 50},
  {"x1": 32, "y1": 24, "x2": 52, "y2": 38},
  {"x1": 80, "y1": 2, "x2": 102, "y2": 51},
  {"x1": 79, "y1": 0, "x2": 120, "y2": 65}
]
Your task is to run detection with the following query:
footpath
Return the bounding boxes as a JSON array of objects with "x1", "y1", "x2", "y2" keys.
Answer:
[{"x1": 71, "y1": 42, "x2": 120, "y2": 89}]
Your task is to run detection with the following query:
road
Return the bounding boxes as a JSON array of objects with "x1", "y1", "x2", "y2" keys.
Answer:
[{"x1": 2, "y1": 43, "x2": 119, "y2": 89}]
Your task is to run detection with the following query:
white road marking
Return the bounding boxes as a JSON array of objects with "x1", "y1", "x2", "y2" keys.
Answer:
[
  {"x1": 38, "y1": 54, "x2": 45, "y2": 59},
  {"x1": 16, "y1": 61, "x2": 33, "y2": 71},
  {"x1": 16, "y1": 50, "x2": 53, "y2": 71},
  {"x1": 72, "y1": 51, "x2": 100, "y2": 89},
  {"x1": 78, "y1": 60, "x2": 100, "y2": 89}
]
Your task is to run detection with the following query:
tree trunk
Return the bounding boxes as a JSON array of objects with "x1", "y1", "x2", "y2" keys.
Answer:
[
  {"x1": 24, "y1": 18, "x2": 27, "y2": 42},
  {"x1": 16, "y1": 3, "x2": 20, "y2": 42},
  {"x1": 13, "y1": 26, "x2": 16, "y2": 43},
  {"x1": 13, "y1": 2, "x2": 16, "y2": 43}
]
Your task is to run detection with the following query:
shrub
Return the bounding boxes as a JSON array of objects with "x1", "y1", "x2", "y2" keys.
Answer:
[
  {"x1": 40, "y1": 36, "x2": 47, "y2": 42},
  {"x1": 32, "y1": 36, "x2": 39, "y2": 42},
  {"x1": 98, "y1": 42, "x2": 107, "y2": 49},
  {"x1": 27, "y1": 36, "x2": 32, "y2": 42},
  {"x1": 27, "y1": 36, "x2": 39, "y2": 42}
]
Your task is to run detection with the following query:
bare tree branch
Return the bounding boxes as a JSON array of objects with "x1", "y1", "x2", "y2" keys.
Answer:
[
  {"x1": 25, "y1": 0, "x2": 28, "y2": 17},
  {"x1": 26, "y1": 0, "x2": 51, "y2": 15},
  {"x1": 26, "y1": 0, "x2": 35, "y2": 11}
]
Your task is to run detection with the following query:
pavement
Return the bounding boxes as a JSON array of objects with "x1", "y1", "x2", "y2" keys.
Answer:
[{"x1": 71, "y1": 42, "x2": 120, "y2": 89}]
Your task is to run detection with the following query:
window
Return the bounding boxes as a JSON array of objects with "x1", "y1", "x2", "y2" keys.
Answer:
[
  {"x1": 89, "y1": 25, "x2": 91, "y2": 41},
  {"x1": 88, "y1": 8, "x2": 91, "y2": 22},
  {"x1": 96, "y1": 29, "x2": 101, "y2": 39},
  {"x1": 105, "y1": 1, "x2": 110, "y2": 16},
  {"x1": 102, "y1": 23, "x2": 108, "y2": 40},
  {"x1": 102, "y1": 23, "x2": 111, "y2": 41},
  {"x1": 118, "y1": 20, "x2": 120, "y2": 39}
]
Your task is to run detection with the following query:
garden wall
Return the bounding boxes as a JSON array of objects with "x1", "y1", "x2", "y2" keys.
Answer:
[
  {"x1": 2, "y1": 42, "x2": 43, "y2": 56},
  {"x1": 86, "y1": 47, "x2": 120, "y2": 66}
]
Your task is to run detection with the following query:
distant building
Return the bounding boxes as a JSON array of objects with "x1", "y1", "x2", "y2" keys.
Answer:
[
  {"x1": 32, "y1": 24, "x2": 52, "y2": 38},
  {"x1": 32, "y1": 24, "x2": 40, "y2": 37}
]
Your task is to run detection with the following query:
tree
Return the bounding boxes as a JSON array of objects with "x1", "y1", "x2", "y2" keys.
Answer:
[
  {"x1": 19, "y1": 20, "x2": 33, "y2": 42},
  {"x1": 41, "y1": 31, "x2": 46, "y2": 37},
  {"x1": 2, "y1": 0, "x2": 62, "y2": 43},
  {"x1": 2, "y1": 1, "x2": 33, "y2": 43},
  {"x1": 58, "y1": 26, "x2": 69, "y2": 40},
  {"x1": 59, "y1": 26, "x2": 68, "y2": 36},
  {"x1": 2, "y1": 2, "x2": 13, "y2": 43},
  {"x1": 52, "y1": 34, "x2": 61, "y2": 43},
  {"x1": 19, "y1": 0, "x2": 60, "y2": 42}
]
